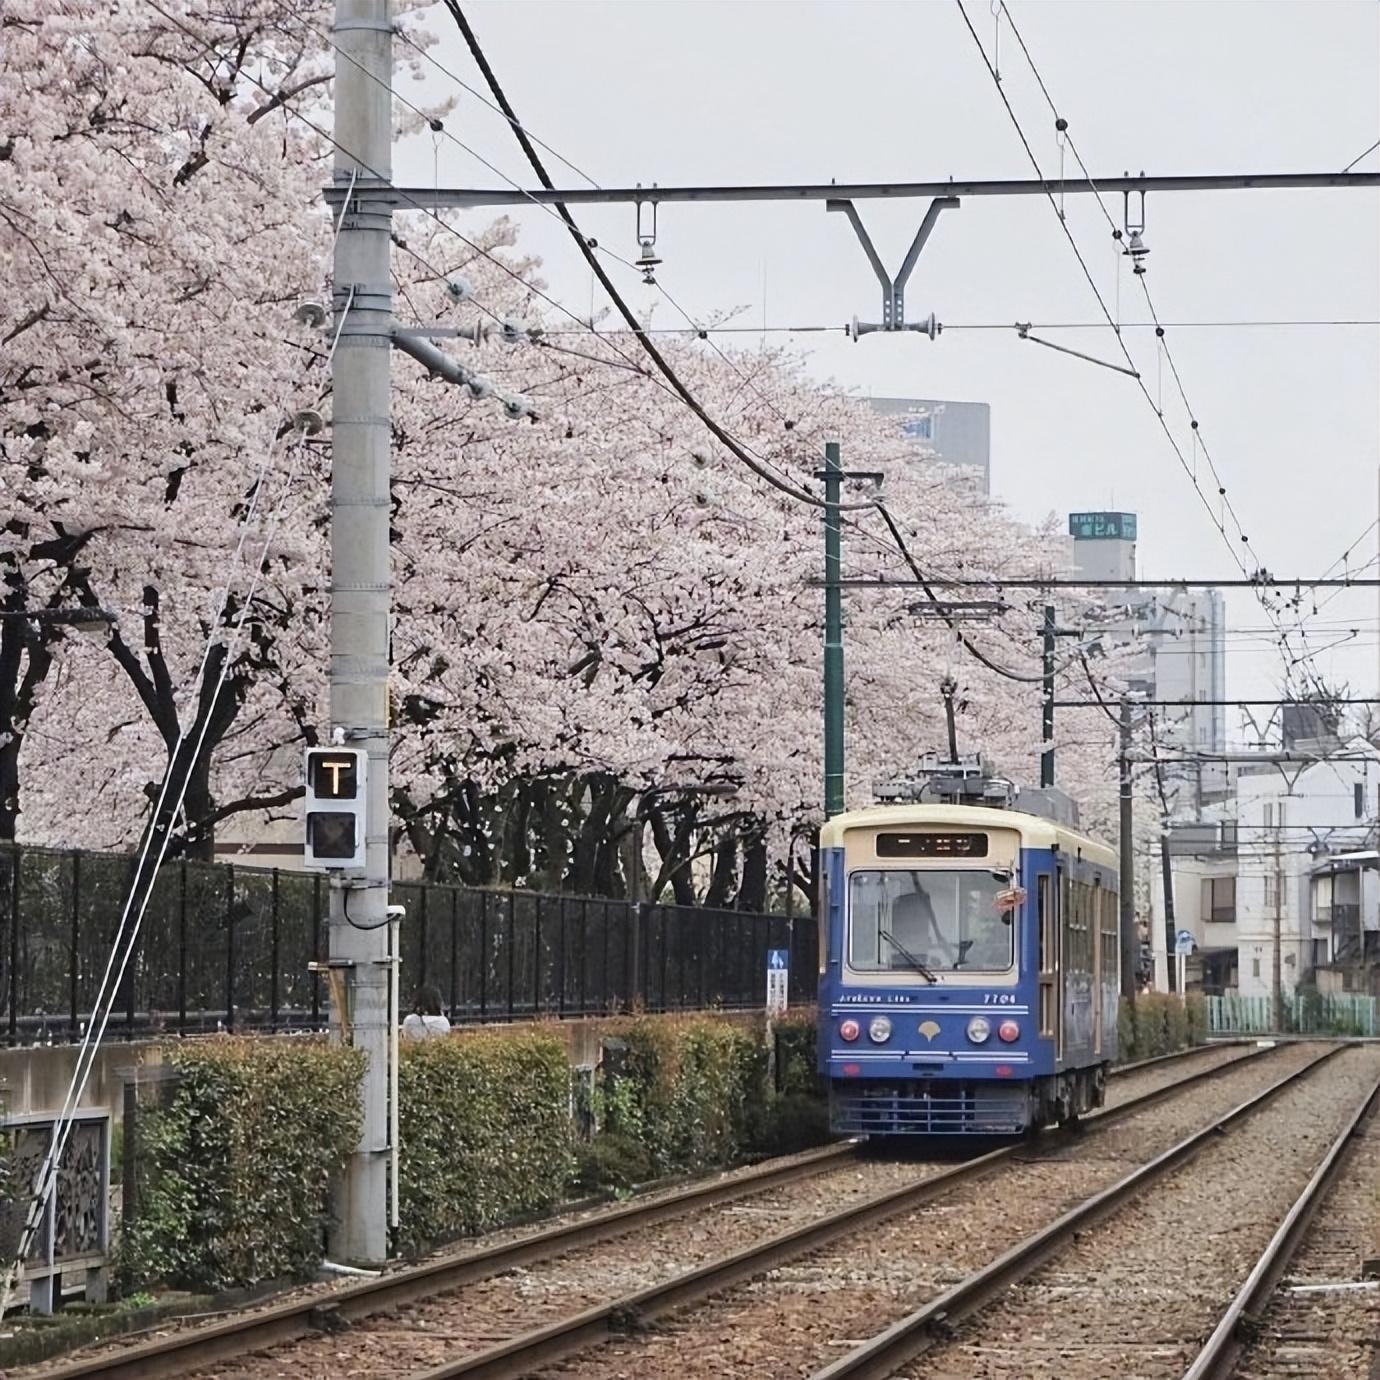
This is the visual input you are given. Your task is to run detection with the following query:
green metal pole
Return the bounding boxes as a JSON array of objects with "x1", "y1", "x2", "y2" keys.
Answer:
[
  {"x1": 1041, "y1": 604, "x2": 1055, "y2": 787},
  {"x1": 823, "y1": 441, "x2": 845, "y2": 818}
]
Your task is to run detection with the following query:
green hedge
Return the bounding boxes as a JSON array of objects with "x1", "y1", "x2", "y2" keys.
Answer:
[
  {"x1": 601, "y1": 1017, "x2": 768, "y2": 1176},
  {"x1": 120, "y1": 1038, "x2": 364, "y2": 1292},
  {"x1": 120, "y1": 1017, "x2": 831, "y2": 1286},
  {"x1": 773, "y1": 1013, "x2": 824, "y2": 1098},
  {"x1": 396, "y1": 1031, "x2": 575, "y2": 1254},
  {"x1": 1117, "y1": 991, "x2": 1208, "y2": 1062}
]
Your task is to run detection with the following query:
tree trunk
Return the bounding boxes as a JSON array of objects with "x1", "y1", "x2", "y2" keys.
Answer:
[
  {"x1": 179, "y1": 751, "x2": 216, "y2": 863},
  {"x1": 649, "y1": 807, "x2": 697, "y2": 905},
  {"x1": 735, "y1": 830, "x2": 767, "y2": 912},
  {"x1": 704, "y1": 833, "x2": 738, "y2": 909},
  {"x1": 0, "y1": 627, "x2": 54, "y2": 843}
]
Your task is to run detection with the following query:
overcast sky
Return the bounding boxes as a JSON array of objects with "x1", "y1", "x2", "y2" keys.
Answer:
[{"x1": 399, "y1": 0, "x2": 1380, "y2": 734}]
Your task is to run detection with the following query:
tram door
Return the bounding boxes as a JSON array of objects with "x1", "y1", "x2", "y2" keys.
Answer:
[
  {"x1": 1039, "y1": 865, "x2": 1062, "y2": 1060},
  {"x1": 1092, "y1": 879, "x2": 1104, "y2": 1056}
]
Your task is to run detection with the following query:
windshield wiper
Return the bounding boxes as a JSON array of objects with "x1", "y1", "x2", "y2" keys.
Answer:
[{"x1": 879, "y1": 928, "x2": 938, "y2": 984}]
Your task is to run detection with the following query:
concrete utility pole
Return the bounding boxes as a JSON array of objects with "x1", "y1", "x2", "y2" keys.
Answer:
[
  {"x1": 1119, "y1": 699, "x2": 1136, "y2": 1000},
  {"x1": 1273, "y1": 810, "x2": 1285, "y2": 1033},
  {"x1": 329, "y1": 0, "x2": 393, "y2": 1265},
  {"x1": 822, "y1": 441, "x2": 845, "y2": 819}
]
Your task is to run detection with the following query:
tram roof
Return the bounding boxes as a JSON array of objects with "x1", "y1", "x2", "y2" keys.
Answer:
[{"x1": 819, "y1": 802, "x2": 1118, "y2": 870}]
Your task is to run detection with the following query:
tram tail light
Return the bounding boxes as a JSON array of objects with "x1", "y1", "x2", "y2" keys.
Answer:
[
  {"x1": 839, "y1": 1018, "x2": 861, "y2": 1042},
  {"x1": 998, "y1": 1019, "x2": 1021, "y2": 1043}
]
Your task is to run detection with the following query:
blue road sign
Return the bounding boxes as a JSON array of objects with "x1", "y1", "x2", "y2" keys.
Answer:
[{"x1": 768, "y1": 949, "x2": 789, "y2": 970}]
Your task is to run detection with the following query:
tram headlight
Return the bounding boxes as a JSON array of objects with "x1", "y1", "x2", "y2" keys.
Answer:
[
  {"x1": 868, "y1": 1016, "x2": 892, "y2": 1043},
  {"x1": 966, "y1": 1016, "x2": 992, "y2": 1044},
  {"x1": 839, "y1": 1018, "x2": 861, "y2": 1042}
]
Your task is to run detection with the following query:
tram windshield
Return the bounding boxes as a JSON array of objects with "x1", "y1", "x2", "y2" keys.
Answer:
[{"x1": 848, "y1": 869, "x2": 1018, "y2": 973}]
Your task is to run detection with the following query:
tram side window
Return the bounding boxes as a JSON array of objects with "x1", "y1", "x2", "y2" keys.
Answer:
[
  {"x1": 1066, "y1": 878, "x2": 1091, "y2": 974},
  {"x1": 1099, "y1": 883, "x2": 1118, "y2": 982}
]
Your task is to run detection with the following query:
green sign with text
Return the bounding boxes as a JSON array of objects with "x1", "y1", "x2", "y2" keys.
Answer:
[{"x1": 1069, "y1": 512, "x2": 1137, "y2": 541}]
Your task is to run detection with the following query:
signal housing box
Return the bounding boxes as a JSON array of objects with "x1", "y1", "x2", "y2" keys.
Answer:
[{"x1": 304, "y1": 747, "x2": 367, "y2": 872}]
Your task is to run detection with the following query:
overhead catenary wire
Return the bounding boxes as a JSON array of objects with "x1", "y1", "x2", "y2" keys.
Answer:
[
  {"x1": 445, "y1": 1, "x2": 1111, "y2": 691},
  {"x1": 160, "y1": 0, "x2": 1380, "y2": 688},
  {"x1": 991, "y1": 0, "x2": 1357, "y2": 704},
  {"x1": 165, "y1": 5, "x2": 1070, "y2": 701},
  {"x1": 956, "y1": 0, "x2": 1258, "y2": 588},
  {"x1": 437, "y1": 0, "x2": 880, "y2": 515},
  {"x1": 969, "y1": 0, "x2": 1344, "y2": 711},
  {"x1": 168, "y1": 0, "x2": 1031, "y2": 626},
  {"x1": 168, "y1": 0, "x2": 859, "y2": 516},
  {"x1": 1342, "y1": 137, "x2": 1380, "y2": 173},
  {"x1": 381, "y1": 20, "x2": 806, "y2": 433},
  {"x1": 529, "y1": 318, "x2": 1380, "y2": 337}
]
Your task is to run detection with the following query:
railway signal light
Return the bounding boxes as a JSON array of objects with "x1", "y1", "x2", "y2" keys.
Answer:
[{"x1": 304, "y1": 747, "x2": 367, "y2": 871}]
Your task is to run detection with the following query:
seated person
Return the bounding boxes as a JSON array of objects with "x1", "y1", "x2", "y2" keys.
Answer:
[
  {"x1": 402, "y1": 983, "x2": 451, "y2": 1039},
  {"x1": 889, "y1": 886, "x2": 956, "y2": 967}
]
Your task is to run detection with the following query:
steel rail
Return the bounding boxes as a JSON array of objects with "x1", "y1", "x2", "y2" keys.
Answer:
[
  {"x1": 1111, "y1": 1037, "x2": 1248, "y2": 1077},
  {"x1": 1181, "y1": 1067, "x2": 1380, "y2": 1380},
  {"x1": 808, "y1": 1045, "x2": 1348, "y2": 1380},
  {"x1": 400, "y1": 1044, "x2": 1277, "y2": 1380},
  {"x1": 28, "y1": 1043, "x2": 1249, "y2": 1380},
  {"x1": 33, "y1": 1140, "x2": 858, "y2": 1380}
]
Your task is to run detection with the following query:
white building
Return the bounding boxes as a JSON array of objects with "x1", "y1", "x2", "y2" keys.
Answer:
[
  {"x1": 1067, "y1": 511, "x2": 1228, "y2": 803},
  {"x1": 1150, "y1": 738, "x2": 1380, "y2": 997},
  {"x1": 868, "y1": 397, "x2": 991, "y2": 494}
]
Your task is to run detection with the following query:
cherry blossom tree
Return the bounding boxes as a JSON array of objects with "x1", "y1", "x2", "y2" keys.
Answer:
[{"x1": 4, "y1": 2, "x2": 1138, "y2": 907}]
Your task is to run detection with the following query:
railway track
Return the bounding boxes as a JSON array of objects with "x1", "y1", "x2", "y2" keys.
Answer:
[
  {"x1": 1187, "y1": 1055, "x2": 1380, "y2": 1380},
  {"x1": 19, "y1": 1040, "x2": 1264, "y2": 1380},
  {"x1": 807, "y1": 1042, "x2": 1380, "y2": 1380}
]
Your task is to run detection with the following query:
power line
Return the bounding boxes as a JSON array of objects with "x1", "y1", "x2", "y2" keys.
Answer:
[
  {"x1": 1055, "y1": 698, "x2": 1380, "y2": 708},
  {"x1": 394, "y1": 24, "x2": 602, "y2": 190},
  {"x1": 160, "y1": 0, "x2": 1077, "y2": 708},
  {"x1": 153, "y1": 0, "x2": 841, "y2": 515},
  {"x1": 529, "y1": 318, "x2": 1380, "y2": 338},
  {"x1": 952, "y1": 0, "x2": 1264, "y2": 599},
  {"x1": 389, "y1": 23, "x2": 805, "y2": 433},
  {"x1": 1342, "y1": 137, "x2": 1380, "y2": 173},
  {"x1": 439, "y1": 0, "x2": 880, "y2": 517},
  {"x1": 823, "y1": 576, "x2": 1380, "y2": 589},
  {"x1": 441, "y1": 3, "x2": 1083, "y2": 693},
  {"x1": 992, "y1": 0, "x2": 1353, "y2": 706}
]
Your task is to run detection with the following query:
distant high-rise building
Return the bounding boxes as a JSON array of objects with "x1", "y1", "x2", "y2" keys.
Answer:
[
  {"x1": 868, "y1": 398, "x2": 991, "y2": 495},
  {"x1": 1068, "y1": 511, "x2": 1137, "y2": 581},
  {"x1": 1068, "y1": 511, "x2": 1227, "y2": 800}
]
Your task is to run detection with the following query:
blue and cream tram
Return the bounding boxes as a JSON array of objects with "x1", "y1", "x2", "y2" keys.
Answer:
[{"x1": 817, "y1": 797, "x2": 1120, "y2": 1136}]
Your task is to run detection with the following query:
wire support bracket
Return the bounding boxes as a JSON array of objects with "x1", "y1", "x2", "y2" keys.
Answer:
[
  {"x1": 1016, "y1": 322, "x2": 1141, "y2": 378},
  {"x1": 827, "y1": 196, "x2": 957, "y2": 335}
]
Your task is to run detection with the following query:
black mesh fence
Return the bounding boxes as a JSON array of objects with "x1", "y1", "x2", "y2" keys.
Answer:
[{"x1": 0, "y1": 845, "x2": 816, "y2": 1041}]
